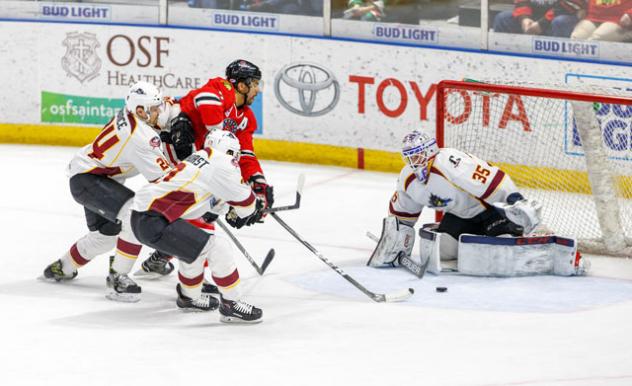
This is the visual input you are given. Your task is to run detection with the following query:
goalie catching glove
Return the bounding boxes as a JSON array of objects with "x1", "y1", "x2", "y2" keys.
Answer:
[
  {"x1": 225, "y1": 197, "x2": 265, "y2": 229},
  {"x1": 366, "y1": 217, "x2": 415, "y2": 267},
  {"x1": 492, "y1": 193, "x2": 542, "y2": 235}
]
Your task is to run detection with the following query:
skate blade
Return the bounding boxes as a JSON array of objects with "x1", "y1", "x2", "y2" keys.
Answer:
[
  {"x1": 220, "y1": 315, "x2": 263, "y2": 324},
  {"x1": 133, "y1": 269, "x2": 167, "y2": 280},
  {"x1": 178, "y1": 306, "x2": 217, "y2": 313},
  {"x1": 106, "y1": 290, "x2": 141, "y2": 303},
  {"x1": 37, "y1": 274, "x2": 73, "y2": 283}
]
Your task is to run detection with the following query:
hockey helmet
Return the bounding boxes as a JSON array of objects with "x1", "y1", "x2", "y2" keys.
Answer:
[
  {"x1": 226, "y1": 59, "x2": 262, "y2": 86},
  {"x1": 126, "y1": 81, "x2": 163, "y2": 116},
  {"x1": 204, "y1": 129, "x2": 241, "y2": 160},
  {"x1": 401, "y1": 130, "x2": 439, "y2": 183}
]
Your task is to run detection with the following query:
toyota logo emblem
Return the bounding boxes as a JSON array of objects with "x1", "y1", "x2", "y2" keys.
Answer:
[{"x1": 274, "y1": 63, "x2": 340, "y2": 117}]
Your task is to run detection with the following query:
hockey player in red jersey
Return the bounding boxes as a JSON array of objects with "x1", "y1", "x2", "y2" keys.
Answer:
[{"x1": 136, "y1": 59, "x2": 274, "y2": 278}]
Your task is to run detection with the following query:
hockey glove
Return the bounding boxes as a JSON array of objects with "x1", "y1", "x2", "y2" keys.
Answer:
[
  {"x1": 248, "y1": 175, "x2": 274, "y2": 209},
  {"x1": 169, "y1": 113, "x2": 195, "y2": 160},
  {"x1": 225, "y1": 198, "x2": 265, "y2": 229},
  {"x1": 493, "y1": 197, "x2": 542, "y2": 235}
]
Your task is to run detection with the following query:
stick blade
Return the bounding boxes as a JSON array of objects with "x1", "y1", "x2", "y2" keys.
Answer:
[
  {"x1": 383, "y1": 288, "x2": 415, "y2": 303},
  {"x1": 258, "y1": 249, "x2": 275, "y2": 275},
  {"x1": 297, "y1": 173, "x2": 305, "y2": 195}
]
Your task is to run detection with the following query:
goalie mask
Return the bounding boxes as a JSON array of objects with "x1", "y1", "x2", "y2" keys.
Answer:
[
  {"x1": 125, "y1": 81, "x2": 163, "y2": 119},
  {"x1": 401, "y1": 131, "x2": 439, "y2": 183},
  {"x1": 204, "y1": 130, "x2": 241, "y2": 161}
]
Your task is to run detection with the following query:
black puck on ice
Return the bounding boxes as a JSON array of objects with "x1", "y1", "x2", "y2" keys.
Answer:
[{"x1": 435, "y1": 286, "x2": 447, "y2": 293}]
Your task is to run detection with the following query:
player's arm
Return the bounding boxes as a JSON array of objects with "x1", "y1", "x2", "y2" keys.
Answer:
[
  {"x1": 132, "y1": 129, "x2": 172, "y2": 182},
  {"x1": 195, "y1": 87, "x2": 225, "y2": 131},
  {"x1": 211, "y1": 156, "x2": 265, "y2": 229},
  {"x1": 236, "y1": 117, "x2": 274, "y2": 209}
]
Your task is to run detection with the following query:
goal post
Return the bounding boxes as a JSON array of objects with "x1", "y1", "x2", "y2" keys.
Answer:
[{"x1": 435, "y1": 80, "x2": 632, "y2": 257}]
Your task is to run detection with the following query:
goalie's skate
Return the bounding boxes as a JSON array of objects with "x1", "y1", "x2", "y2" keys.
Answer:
[
  {"x1": 219, "y1": 296, "x2": 262, "y2": 324},
  {"x1": 176, "y1": 284, "x2": 219, "y2": 312},
  {"x1": 41, "y1": 259, "x2": 77, "y2": 282},
  {"x1": 106, "y1": 273, "x2": 141, "y2": 303},
  {"x1": 134, "y1": 251, "x2": 174, "y2": 279}
]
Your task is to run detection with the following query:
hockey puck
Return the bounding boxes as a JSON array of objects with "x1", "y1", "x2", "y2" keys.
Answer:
[{"x1": 435, "y1": 286, "x2": 447, "y2": 293}]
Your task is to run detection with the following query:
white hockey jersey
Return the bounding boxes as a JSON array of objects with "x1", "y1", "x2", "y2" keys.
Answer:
[
  {"x1": 389, "y1": 148, "x2": 519, "y2": 222},
  {"x1": 132, "y1": 147, "x2": 256, "y2": 222},
  {"x1": 68, "y1": 109, "x2": 170, "y2": 182}
]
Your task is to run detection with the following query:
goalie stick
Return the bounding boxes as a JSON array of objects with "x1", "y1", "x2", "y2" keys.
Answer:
[
  {"x1": 264, "y1": 174, "x2": 305, "y2": 213},
  {"x1": 217, "y1": 219, "x2": 275, "y2": 275},
  {"x1": 366, "y1": 231, "x2": 429, "y2": 279},
  {"x1": 272, "y1": 213, "x2": 414, "y2": 303}
]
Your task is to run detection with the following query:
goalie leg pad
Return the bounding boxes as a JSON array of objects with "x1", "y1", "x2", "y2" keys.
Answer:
[
  {"x1": 418, "y1": 224, "x2": 458, "y2": 275},
  {"x1": 457, "y1": 234, "x2": 582, "y2": 277},
  {"x1": 367, "y1": 217, "x2": 415, "y2": 268}
]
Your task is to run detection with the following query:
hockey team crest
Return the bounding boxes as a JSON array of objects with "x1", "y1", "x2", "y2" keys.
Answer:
[
  {"x1": 428, "y1": 193, "x2": 452, "y2": 208},
  {"x1": 62, "y1": 32, "x2": 101, "y2": 84}
]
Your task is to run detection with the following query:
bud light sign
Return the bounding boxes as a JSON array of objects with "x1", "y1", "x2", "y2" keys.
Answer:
[{"x1": 565, "y1": 73, "x2": 632, "y2": 161}]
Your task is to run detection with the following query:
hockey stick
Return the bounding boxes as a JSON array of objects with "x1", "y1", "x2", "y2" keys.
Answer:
[
  {"x1": 272, "y1": 213, "x2": 414, "y2": 303},
  {"x1": 217, "y1": 219, "x2": 275, "y2": 275},
  {"x1": 366, "y1": 231, "x2": 429, "y2": 279},
  {"x1": 263, "y1": 174, "x2": 305, "y2": 213}
]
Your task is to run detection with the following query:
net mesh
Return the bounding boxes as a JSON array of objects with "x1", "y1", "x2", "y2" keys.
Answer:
[{"x1": 438, "y1": 81, "x2": 632, "y2": 256}]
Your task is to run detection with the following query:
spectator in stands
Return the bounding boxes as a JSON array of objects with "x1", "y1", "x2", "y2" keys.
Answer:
[
  {"x1": 188, "y1": 0, "x2": 230, "y2": 8},
  {"x1": 493, "y1": 0, "x2": 583, "y2": 37},
  {"x1": 571, "y1": 0, "x2": 632, "y2": 42},
  {"x1": 343, "y1": 0, "x2": 386, "y2": 21},
  {"x1": 239, "y1": 0, "x2": 302, "y2": 14}
]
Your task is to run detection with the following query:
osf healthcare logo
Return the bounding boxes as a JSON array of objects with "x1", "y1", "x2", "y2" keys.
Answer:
[{"x1": 62, "y1": 32, "x2": 101, "y2": 84}]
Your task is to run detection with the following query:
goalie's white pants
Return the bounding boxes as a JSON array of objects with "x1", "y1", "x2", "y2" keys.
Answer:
[{"x1": 179, "y1": 234, "x2": 241, "y2": 300}]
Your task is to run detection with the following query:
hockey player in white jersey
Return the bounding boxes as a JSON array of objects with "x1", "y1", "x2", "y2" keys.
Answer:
[
  {"x1": 111, "y1": 130, "x2": 264, "y2": 322},
  {"x1": 367, "y1": 130, "x2": 587, "y2": 277},
  {"x1": 42, "y1": 82, "x2": 172, "y2": 297}
]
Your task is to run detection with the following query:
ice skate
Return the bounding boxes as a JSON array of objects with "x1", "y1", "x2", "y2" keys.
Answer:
[
  {"x1": 202, "y1": 279, "x2": 219, "y2": 296},
  {"x1": 41, "y1": 259, "x2": 77, "y2": 282},
  {"x1": 176, "y1": 284, "x2": 219, "y2": 312},
  {"x1": 106, "y1": 272, "x2": 141, "y2": 303},
  {"x1": 219, "y1": 296, "x2": 262, "y2": 324},
  {"x1": 134, "y1": 250, "x2": 175, "y2": 279}
]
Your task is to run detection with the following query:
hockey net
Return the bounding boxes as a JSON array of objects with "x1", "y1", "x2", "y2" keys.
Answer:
[{"x1": 436, "y1": 80, "x2": 632, "y2": 257}]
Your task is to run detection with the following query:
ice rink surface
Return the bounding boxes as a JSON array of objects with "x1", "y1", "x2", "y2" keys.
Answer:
[{"x1": 1, "y1": 144, "x2": 632, "y2": 386}]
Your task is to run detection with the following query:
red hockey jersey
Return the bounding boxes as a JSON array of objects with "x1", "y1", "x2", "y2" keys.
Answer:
[{"x1": 178, "y1": 77, "x2": 263, "y2": 182}]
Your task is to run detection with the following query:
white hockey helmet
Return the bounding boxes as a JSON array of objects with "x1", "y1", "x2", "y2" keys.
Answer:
[
  {"x1": 401, "y1": 130, "x2": 439, "y2": 183},
  {"x1": 125, "y1": 81, "x2": 163, "y2": 117},
  {"x1": 204, "y1": 129, "x2": 241, "y2": 160}
]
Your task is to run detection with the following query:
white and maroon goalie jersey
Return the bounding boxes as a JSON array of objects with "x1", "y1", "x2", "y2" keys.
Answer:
[
  {"x1": 132, "y1": 147, "x2": 257, "y2": 222},
  {"x1": 389, "y1": 148, "x2": 520, "y2": 223},
  {"x1": 68, "y1": 109, "x2": 171, "y2": 182}
]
